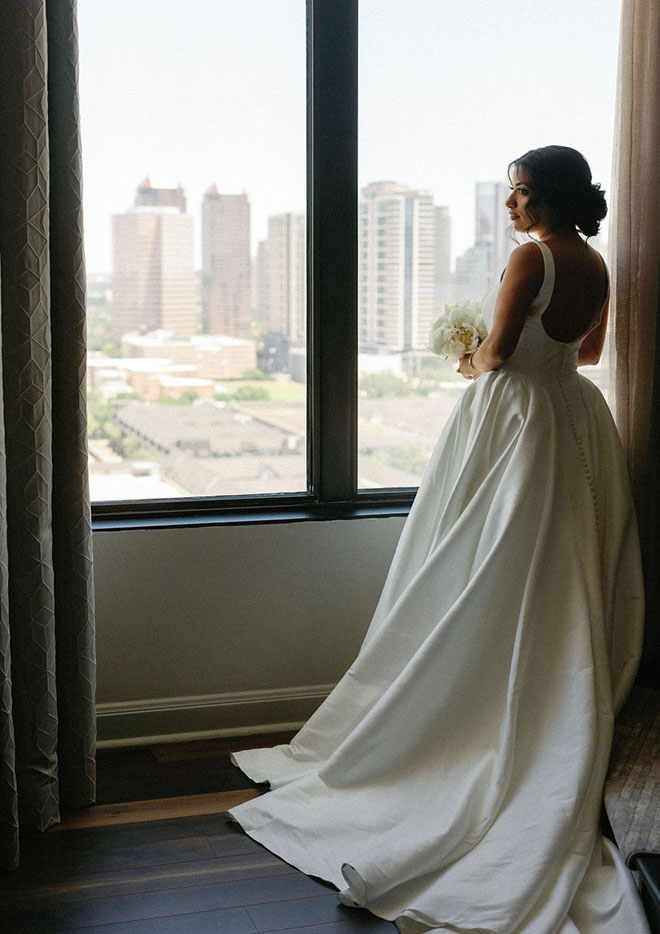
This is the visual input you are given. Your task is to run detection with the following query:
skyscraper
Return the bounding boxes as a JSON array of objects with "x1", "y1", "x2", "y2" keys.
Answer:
[
  {"x1": 434, "y1": 205, "x2": 452, "y2": 310},
  {"x1": 112, "y1": 179, "x2": 197, "y2": 338},
  {"x1": 452, "y1": 181, "x2": 515, "y2": 302},
  {"x1": 254, "y1": 239, "x2": 270, "y2": 328},
  {"x1": 201, "y1": 187, "x2": 252, "y2": 338},
  {"x1": 452, "y1": 244, "x2": 492, "y2": 302},
  {"x1": 475, "y1": 180, "x2": 515, "y2": 285},
  {"x1": 359, "y1": 181, "x2": 434, "y2": 353},
  {"x1": 135, "y1": 177, "x2": 186, "y2": 212},
  {"x1": 265, "y1": 213, "x2": 306, "y2": 344}
]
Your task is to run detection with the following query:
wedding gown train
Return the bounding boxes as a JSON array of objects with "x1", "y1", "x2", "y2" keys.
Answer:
[{"x1": 228, "y1": 240, "x2": 649, "y2": 933}]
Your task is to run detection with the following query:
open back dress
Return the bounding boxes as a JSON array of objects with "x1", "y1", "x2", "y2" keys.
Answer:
[{"x1": 228, "y1": 239, "x2": 649, "y2": 934}]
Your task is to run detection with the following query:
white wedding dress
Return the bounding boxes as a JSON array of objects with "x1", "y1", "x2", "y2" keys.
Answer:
[{"x1": 228, "y1": 240, "x2": 649, "y2": 934}]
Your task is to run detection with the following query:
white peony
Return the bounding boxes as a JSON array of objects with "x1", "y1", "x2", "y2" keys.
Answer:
[{"x1": 428, "y1": 301, "x2": 487, "y2": 363}]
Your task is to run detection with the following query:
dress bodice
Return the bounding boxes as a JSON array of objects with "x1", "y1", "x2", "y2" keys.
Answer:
[{"x1": 481, "y1": 239, "x2": 583, "y2": 379}]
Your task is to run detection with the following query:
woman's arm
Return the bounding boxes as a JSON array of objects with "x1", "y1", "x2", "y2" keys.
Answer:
[
  {"x1": 577, "y1": 296, "x2": 609, "y2": 366},
  {"x1": 459, "y1": 243, "x2": 544, "y2": 378}
]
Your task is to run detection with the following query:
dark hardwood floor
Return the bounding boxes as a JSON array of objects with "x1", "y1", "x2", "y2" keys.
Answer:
[
  {"x1": 1, "y1": 733, "x2": 397, "y2": 934},
  {"x1": 3, "y1": 723, "x2": 659, "y2": 932},
  {"x1": 94, "y1": 732, "x2": 297, "y2": 804}
]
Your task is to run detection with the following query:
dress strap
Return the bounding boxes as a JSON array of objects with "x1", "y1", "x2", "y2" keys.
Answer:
[{"x1": 528, "y1": 239, "x2": 555, "y2": 317}]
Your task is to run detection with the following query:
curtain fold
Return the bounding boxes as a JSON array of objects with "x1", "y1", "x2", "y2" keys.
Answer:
[
  {"x1": 611, "y1": 0, "x2": 660, "y2": 533},
  {"x1": 0, "y1": 0, "x2": 95, "y2": 871},
  {"x1": 47, "y1": 0, "x2": 96, "y2": 811},
  {"x1": 611, "y1": 0, "x2": 660, "y2": 677}
]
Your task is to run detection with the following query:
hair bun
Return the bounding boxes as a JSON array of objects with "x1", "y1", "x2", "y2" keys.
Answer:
[{"x1": 576, "y1": 184, "x2": 607, "y2": 237}]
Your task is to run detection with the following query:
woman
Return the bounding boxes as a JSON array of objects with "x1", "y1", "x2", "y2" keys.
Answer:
[{"x1": 229, "y1": 147, "x2": 649, "y2": 933}]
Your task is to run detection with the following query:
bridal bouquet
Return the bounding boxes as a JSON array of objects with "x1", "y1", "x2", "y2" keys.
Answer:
[{"x1": 428, "y1": 301, "x2": 487, "y2": 363}]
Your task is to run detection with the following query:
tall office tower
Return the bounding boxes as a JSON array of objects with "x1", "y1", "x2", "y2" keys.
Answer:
[
  {"x1": 201, "y1": 187, "x2": 252, "y2": 338},
  {"x1": 254, "y1": 239, "x2": 270, "y2": 328},
  {"x1": 266, "y1": 213, "x2": 306, "y2": 344},
  {"x1": 451, "y1": 181, "x2": 516, "y2": 303},
  {"x1": 475, "y1": 180, "x2": 515, "y2": 286},
  {"x1": 359, "y1": 181, "x2": 434, "y2": 353},
  {"x1": 135, "y1": 176, "x2": 186, "y2": 212},
  {"x1": 112, "y1": 180, "x2": 197, "y2": 339},
  {"x1": 452, "y1": 244, "x2": 492, "y2": 302},
  {"x1": 434, "y1": 205, "x2": 452, "y2": 310}
]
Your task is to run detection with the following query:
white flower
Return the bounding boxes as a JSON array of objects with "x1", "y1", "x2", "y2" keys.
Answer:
[{"x1": 428, "y1": 301, "x2": 488, "y2": 362}]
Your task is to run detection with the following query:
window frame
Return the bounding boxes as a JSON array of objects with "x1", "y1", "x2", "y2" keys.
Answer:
[{"x1": 92, "y1": 0, "x2": 416, "y2": 531}]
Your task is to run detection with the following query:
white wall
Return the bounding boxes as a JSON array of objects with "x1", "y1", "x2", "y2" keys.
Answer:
[{"x1": 94, "y1": 517, "x2": 405, "y2": 745}]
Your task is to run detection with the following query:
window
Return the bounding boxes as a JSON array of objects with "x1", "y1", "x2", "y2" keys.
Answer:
[
  {"x1": 80, "y1": 0, "x2": 308, "y2": 507},
  {"x1": 83, "y1": 1, "x2": 620, "y2": 527},
  {"x1": 356, "y1": 0, "x2": 620, "y2": 489}
]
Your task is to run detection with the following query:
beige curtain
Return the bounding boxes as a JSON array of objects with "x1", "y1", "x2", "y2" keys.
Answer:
[
  {"x1": 610, "y1": 0, "x2": 660, "y2": 678},
  {"x1": 0, "y1": 0, "x2": 95, "y2": 870},
  {"x1": 611, "y1": 0, "x2": 660, "y2": 539}
]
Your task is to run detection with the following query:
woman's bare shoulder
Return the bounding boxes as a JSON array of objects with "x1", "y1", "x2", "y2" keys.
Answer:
[
  {"x1": 585, "y1": 242, "x2": 608, "y2": 276},
  {"x1": 508, "y1": 241, "x2": 544, "y2": 269},
  {"x1": 502, "y1": 242, "x2": 545, "y2": 288}
]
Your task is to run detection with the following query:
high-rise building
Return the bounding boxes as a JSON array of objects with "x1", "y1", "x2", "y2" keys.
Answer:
[
  {"x1": 451, "y1": 181, "x2": 516, "y2": 303},
  {"x1": 475, "y1": 180, "x2": 515, "y2": 285},
  {"x1": 135, "y1": 177, "x2": 186, "y2": 212},
  {"x1": 359, "y1": 181, "x2": 434, "y2": 353},
  {"x1": 112, "y1": 179, "x2": 197, "y2": 338},
  {"x1": 254, "y1": 240, "x2": 269, "y2": 328},
  {"x1": 434, "y1": 205, "x2": 452, "y2": 311},
  {"x1": 201, "y1": 187, "x2": 252, "y2": 338},
  {"x1": 265, "y1": 213, "x2": 306, "y2": 344},
  {"x1": 452, "y1": 244, "x2": 492, "y2": 302}
]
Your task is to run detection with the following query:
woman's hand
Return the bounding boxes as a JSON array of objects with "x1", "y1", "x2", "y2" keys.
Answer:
[{"x1": 457, "y1": 352, "x2": 479, "y2": 380}]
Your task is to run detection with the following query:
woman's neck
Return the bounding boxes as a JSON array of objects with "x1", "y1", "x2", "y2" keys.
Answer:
[{"x1": 534, "y1": 223, "x2": 581, "y2": 243}]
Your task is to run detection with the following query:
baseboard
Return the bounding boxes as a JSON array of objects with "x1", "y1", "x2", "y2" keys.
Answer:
[{"x1": 96, "y1": 683, "x2": 335, "y2": 748}]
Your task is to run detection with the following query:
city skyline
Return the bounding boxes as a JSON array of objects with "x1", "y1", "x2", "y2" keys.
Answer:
[
  {"x1": 90, "y1": 176, "x2": 612, "y2": 502},
  {"x1": 106, "y1": 174, "x2": 527, "y2": 354},
  {"x1": 78, "y1": 0, "x2": 621, "y2": 275},
  {"x1": 104, "y1": 172, "x2": 608, "y2": 359}
]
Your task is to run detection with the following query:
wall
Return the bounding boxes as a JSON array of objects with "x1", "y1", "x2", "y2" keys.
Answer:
[{"x1": 94, "y1": 516, "x2": 405, "y2": 745}]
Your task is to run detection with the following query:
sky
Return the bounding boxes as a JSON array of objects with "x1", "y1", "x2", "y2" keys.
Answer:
[{"x1": 78, "y1": 0, "x2": 622, "y2": 275}]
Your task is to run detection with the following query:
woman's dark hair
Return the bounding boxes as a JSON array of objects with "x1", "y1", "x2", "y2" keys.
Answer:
[{"x1": 507, "y1": 145, "x2": 607, "y2": 238}]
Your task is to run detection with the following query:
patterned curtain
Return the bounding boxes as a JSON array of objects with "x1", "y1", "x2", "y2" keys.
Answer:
[
  {"x1": 611, "y1": 0, "x2": 660, "y2": 679},
  {"x1": 0, "y1": 0, "x2": 95, "y2": 870}
]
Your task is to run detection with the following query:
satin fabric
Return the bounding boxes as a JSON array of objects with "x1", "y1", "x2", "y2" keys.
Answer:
[{"x1": 229, "y1": 241, "x2": 649, "y2": 934}]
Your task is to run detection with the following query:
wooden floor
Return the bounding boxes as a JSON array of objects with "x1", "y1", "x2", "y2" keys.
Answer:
[
  {"x1": 94, "y1": 732, "x2": 298, "y2": 805},
  {"x1": 1, "y1": 735, "x2": 397, "y2": 934},
  {"x1": 3, "y1": 723, "x2": 659, "y2": 932}
]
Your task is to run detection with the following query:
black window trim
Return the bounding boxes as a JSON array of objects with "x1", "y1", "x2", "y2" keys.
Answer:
[{"x1": 92, "y1": 0, "x2": 417, "y2": 532}]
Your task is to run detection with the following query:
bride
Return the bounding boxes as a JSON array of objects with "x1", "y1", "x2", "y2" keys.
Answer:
[{"x1": 229, "y1": 146, "x2": 650, "y2": 934}]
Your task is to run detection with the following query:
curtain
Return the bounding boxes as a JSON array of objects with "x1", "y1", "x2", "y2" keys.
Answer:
[
  {"x1": 611, "y1": 0, "x2": 660, "y2": 678},
  {"x1": 0, "y1": 0, "x2": 95, "y2": 871}
]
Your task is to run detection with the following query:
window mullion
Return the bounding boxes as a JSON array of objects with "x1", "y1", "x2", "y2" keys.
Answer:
[{"x1": 307, "y1": 0, "x2": 358, "y2": 504}]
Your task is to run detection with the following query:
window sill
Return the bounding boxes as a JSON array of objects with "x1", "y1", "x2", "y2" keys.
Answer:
[{"x1": 92, "y1": 491, "x2": 415, "y2": 531}]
